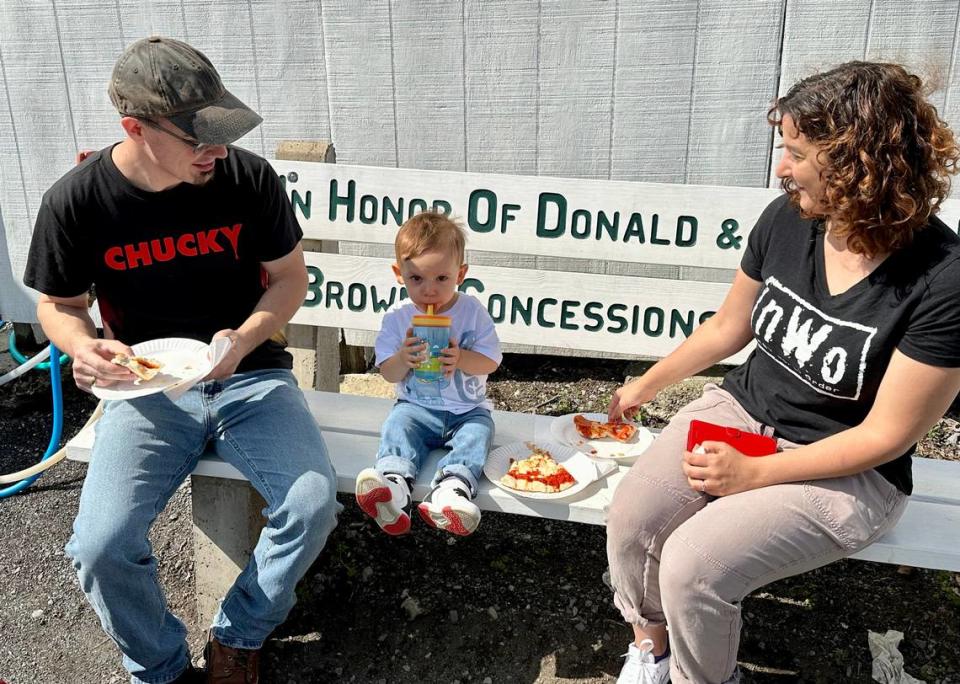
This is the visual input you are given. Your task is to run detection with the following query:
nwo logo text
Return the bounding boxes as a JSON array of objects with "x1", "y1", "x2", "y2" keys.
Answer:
[{"x1": 752, "y1": 279, "x2": 876, "y2": 400}]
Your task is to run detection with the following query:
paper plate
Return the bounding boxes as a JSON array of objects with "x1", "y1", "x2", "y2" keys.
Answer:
[
  {"x1": 549, "y1": 412, "x2": 655, "y2": 461},
  {"x1": 484, "y1": 440, "x2": 615, "y2": 500},
  {"x1": 92, "y1": 338, "x2": 212, "y2": 401}
]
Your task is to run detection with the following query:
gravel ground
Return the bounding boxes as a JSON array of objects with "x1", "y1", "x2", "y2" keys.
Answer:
[{"x1": 1, "y1": 345, "x2": 959, "y2": 684}]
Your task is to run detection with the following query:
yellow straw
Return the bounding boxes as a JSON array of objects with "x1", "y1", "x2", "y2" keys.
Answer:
[{"x1": 427, "y1": 304, "x2": 434, "y2": 315}]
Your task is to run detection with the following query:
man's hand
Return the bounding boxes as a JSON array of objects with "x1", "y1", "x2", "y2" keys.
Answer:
[
  {"x1": 440, "y1": 337, "x2": 460, "y2": 377},
  {"x1": 72, "y1": 337, "x2": 135, "y2": 392},
  {"x1": 205, "y1": 329, "x2": 246, "y2": 380},
  {"x1": 681, "y1": 441, "x2": 763, "y2": 497},
  {"x1": 398, "y1": 328, "x2": 427, "y2": 369}
]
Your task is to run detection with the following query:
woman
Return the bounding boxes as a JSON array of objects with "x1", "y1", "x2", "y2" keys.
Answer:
[{"x1": 605, "y1": 61, "x2": 960, "y2": 684}]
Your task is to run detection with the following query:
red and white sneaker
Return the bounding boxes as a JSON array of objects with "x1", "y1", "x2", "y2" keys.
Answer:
[
  {"x1": 417, "y1": 477, "x2": 480, "y2": 536},
  {"x1": 355, "y1": 468, "x2": 412, "y2": 535}
]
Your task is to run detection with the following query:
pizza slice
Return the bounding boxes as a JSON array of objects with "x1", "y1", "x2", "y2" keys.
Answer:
[
  {"x1": 573, "y1": 414, "x2": 637, "y2": 443},
  {"x1": 500, "y1": 443, "x2": 577, "y2": 493},
  {"x1": 111, "y1": 353, "x2": 163, "y2": 383}
]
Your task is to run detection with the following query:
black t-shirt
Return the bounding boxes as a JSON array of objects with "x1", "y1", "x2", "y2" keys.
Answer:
[
  {"x1": 23, "y1": 145, "x2": 302, "y2": 373},
  {"x1": 722, "y1": 195, "x2": 960, "y2": 494}
]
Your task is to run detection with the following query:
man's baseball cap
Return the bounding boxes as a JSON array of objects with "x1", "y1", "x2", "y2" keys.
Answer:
[{"x1": 108, "y1": 36, "x2": 262, "y2": 145}]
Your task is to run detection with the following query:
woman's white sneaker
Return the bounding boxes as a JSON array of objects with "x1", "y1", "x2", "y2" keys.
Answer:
[{"x1": 616, "y1": 639, "x2": 670, "y2": 684}]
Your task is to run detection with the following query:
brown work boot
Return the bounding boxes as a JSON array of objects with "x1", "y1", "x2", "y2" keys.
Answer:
[
  {"x1": 204, "y1": 636, "x2": 260, "y2": 683},
  {"x1": 171, "y1": 665, "x2": 205, "y2": 683}
]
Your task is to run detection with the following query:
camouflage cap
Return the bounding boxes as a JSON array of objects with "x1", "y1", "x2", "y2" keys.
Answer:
[{"x1": 108, "y1": 36, "x2": 262, "y2": 145}]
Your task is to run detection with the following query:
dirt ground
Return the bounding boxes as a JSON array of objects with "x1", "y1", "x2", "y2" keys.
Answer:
[{"x1": 1, "y1": 345, "x2": 959, "y2": 684}]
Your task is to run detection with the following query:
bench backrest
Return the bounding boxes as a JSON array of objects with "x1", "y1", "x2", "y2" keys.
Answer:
[{"x1": 272, "y1": 158, "x2": 960, "y2": 365}]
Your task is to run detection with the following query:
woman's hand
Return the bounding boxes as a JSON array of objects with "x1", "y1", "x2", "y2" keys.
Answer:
[
  {"x1": 682, "y1": 441, "x2": 765, "y2": 496},
  {"x1": 607, "y1": 377, "x2": 656, "y2": 422}
]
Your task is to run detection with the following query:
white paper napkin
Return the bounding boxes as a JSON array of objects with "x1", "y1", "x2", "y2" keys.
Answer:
[{"x1": 163, "y1": 336, "x2": 234, "y2": 400}]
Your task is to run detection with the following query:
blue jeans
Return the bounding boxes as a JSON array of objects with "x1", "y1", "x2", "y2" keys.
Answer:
[
  {"x1": 375, "y1": 400, "x2": 494, "y2": 496},
  {"x1": 65, "y1": 369, "x2": 340, "y2": 684}
]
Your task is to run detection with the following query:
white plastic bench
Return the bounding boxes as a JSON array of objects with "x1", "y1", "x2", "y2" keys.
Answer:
[{"x1": 64, "y1": 147, "x2": 960, "y2": 622}]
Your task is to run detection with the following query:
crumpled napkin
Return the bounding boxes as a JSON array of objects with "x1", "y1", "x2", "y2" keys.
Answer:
[
  {"x1": 868, "y1": 630, "x2": 925, "y2": 684},
  {"x1": 163, "y1": 336, "x2": 234, "y2": 401}
]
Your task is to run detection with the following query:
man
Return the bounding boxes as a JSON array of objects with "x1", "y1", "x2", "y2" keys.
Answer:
[{"x1": 23, "y1": 37, "x2": 340, "y2": 684}]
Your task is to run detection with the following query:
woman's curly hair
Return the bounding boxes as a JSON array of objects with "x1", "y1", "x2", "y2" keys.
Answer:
[{"x1": 769, "y1": 61, "x2": 960, "y2": 256}]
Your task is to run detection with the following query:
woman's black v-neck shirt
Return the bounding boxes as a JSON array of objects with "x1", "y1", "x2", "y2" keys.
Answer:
[{"x1": 722, "y1": 195, "x2": 960, "y2": 494}]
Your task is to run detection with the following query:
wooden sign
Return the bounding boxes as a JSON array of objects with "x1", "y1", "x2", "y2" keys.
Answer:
[
  {"x1": 291, "y1": 252, "x2": 749, "y2": 362},
  {"x1": 272, "y1": 161, "x2": 960, "y2": 269}
]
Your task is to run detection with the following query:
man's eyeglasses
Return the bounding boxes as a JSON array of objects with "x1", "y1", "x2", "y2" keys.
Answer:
[{"x1": 139, "y1": 119, "x2": 215, "y2": 154}]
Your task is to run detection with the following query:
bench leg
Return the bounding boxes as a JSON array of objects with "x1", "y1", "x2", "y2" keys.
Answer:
[{"x1": 191, "y1": 475, "x2": 267, "y2": 627}]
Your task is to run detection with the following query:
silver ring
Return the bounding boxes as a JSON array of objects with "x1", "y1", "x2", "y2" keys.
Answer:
[{"x1": 699, "y1": 479, "x2": 706, "y2": 492}]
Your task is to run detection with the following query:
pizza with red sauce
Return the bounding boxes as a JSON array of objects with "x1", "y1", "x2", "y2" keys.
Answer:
[
  {"x1": 500, "y1": 443, "x2": 577, "y2": 493},
  {"x1": 573, "y1": 414, "x2": 637, "y2": 443}
]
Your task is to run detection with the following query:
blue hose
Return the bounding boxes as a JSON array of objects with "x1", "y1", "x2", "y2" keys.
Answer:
[
  {"x1": 9, "y1": 329, "x2": 69, "y2": 370},
  {"x1": 0, "y1": 345, "x2": 64, "y2": 498}
]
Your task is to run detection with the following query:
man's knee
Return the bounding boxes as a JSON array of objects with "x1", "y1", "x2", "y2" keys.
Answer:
[
  {"x1": 283, "y1": 471, "x2": 340, "y2": 537},
  {"x1": 66, "y1": 525, "x2": 145, "y2": 576}
]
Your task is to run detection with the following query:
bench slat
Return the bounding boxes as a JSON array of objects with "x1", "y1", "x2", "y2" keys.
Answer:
[{"x1": 65, "y1": 391, "x2": 960, "y2": 570}]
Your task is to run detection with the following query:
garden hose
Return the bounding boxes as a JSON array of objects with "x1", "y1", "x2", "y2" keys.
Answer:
[
  {"x1": 0, "y1": 345, "x2": 65, "y2": 497},
  {"x1": 8, "y1": 329, "x2": 69, "y2": 370}
]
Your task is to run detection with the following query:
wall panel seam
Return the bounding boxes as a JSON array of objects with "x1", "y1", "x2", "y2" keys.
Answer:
[
  {"x1": 244, "y1": 0, "x2": 266, "y2": 155},
  {"x1": 51, "y1": 0, "x2": 79, "y2": 156},
  {"x1": 388, "y1": 0, "x2": 400, "y2": 167},
  {"x1": 682, "y1": 0, "x2": 703, "y2": 184},
  {"x1": 0, "y1": 41, "x2": 31, "y2": 219},
  {"x1": 606, "y1": 0, "x2": 620, "y2": 181},
  {"x1": 318, "y1": 1, "x2": 335, "y2": 146}
]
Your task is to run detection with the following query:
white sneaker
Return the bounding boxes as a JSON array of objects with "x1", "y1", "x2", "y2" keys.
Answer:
[
  {"x1": 616, "y1": 639, "x2": 670, "y2": 684},
  {"x1": 417, "y1": 476, "x2": 481, "y2": 536},
  {"x1": 355, "y1": 468, "x2": 412, "y2": 535}
]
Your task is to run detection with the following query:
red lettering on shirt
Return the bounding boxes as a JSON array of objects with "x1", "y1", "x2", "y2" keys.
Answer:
[
  {"x1": 151, "y1": 237, "x2": 176, "y2": 262},
  {"x1": 176, "y1": 233, "x2": 198, "y2": 257},
  {"x1": 104, "y1": 224, "x2": 244, "y2": 269},
  {"x1": 105, "y1": 246, "x2": 126, "y2": 270},
  {"x1": 196, "y1": 229, "x2": 225, "y2": 255},
  {"x1": 125, "y1": 241, "x2": 153, "y2": 269},
  {"x1": 220, "y1": 223, "x2": 242, "y2": 259}
]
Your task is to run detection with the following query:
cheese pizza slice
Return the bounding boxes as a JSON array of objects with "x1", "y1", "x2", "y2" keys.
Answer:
[
  {"x1": 500, "y1": 443, "x2": 577, "y2": 493},
  {"x1": 111, "y1": 353, "x2": 163, "y2": 383}
]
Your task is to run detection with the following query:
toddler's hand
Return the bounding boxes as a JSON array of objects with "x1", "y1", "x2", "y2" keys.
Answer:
[
  {"x1": 400, "y1": 328, "x2": 427, "y2": 368},
  {"x1": 440, "y1": 337, "x2": 460, "y2": 376}
]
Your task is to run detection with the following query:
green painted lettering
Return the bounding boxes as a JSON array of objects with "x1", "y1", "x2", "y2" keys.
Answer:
[
  {"x1": 347, "y1": 283, "x2": 367, "y2": 312},
  {"x1": 291, "y1": 189, "x2": 311, "y2": 220},
  {"x1": 304, "y1": 266, "x2": 323, "y2": 307},
  {"x1": 623, "y1": 213, "x2": 646, "y2": 243},
  {"x1": 560, "y1": 300, "x2": 580, "y2": 330},
  {"x1": 510, "y1": 296, "x2": 533, "y2": 326},
  {"x1": 432, "y1": 199, "x2": 452, "y2": 215},
  {"x1": 536, "y1": 193, "x2": 566, "y2": 238},
  {"x1": 326, "y1": 281, "x2": 344, "y2": 309},
  {"x1": 460, "y1": 278, "x2": 485, "y2": 295},
  {"x1": 571, "y1": 209, "x2": 591, "y2": 239},
  {"x1": 468, "y1": 188, "x2": 498, "y2": 233},
  {"x1": 383, "y1": 196, "x2": 404, "y2": 225},
  {"x1": 643, "y1": 307, "x2": 665, "y2": 336},
  {"x1": 608, "y1": 304, "x2": 628, "y2": 333},
  {"x1": 670, "y1": 309, "x2": 695, "y2": 337},
  {"x1": 536, "y1": 298, "x2": 558, "y2": 328},
  {"x1": 488, "y1": 294, "x2": 506, "y2": 323},
  {"x1": 500, "y1": 203, "x2": 520, "y2": 234},
  {"x1": 359, "y1": 195, "x2": 378, "y2": 224},
  {"x1": 583, "y1": 301, "x2": 604, "y2": 331},
  {"x1": 597, "y1": 210, "x2": 619, "y2": 241},
  {"x1": 408, "y1": 199, "x2": 428, "y2": 216},
  {"x1": 371, "y1": 285, "x2": 399, "y2": 312},
  {"x1": 650, "y1": 215, "x2": 669, "y2": 245},
  {"x1": 329, "y1": 179, "x2": 355, "y2": 222},
  {"x1": 676, "y1": 215, "x2": 697, "y2": 247}
]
